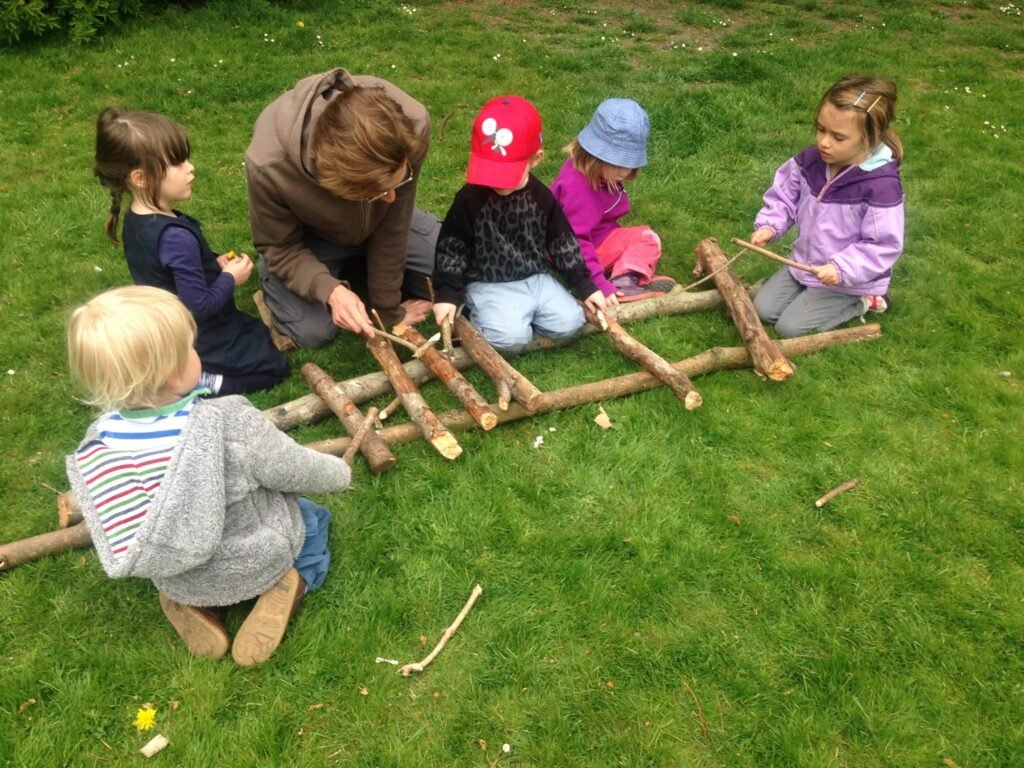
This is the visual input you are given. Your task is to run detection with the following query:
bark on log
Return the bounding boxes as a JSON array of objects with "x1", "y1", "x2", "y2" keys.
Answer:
[
  {"x1": 366, "y1": 335, "x2": 463, "y2": 460},
  {"x1": 585, "y1": 308, "x2": 703, "y2": 411},
  {"x1": 454, "y1": 316, "x2": 543, "y2": 412},
  {"x1": 0, "y1": 521, "x2": 93, "y2": 572},
  {"x1": 263, "y1": 286, "x2": 730, "y2": 431},
  {"x1": 307, "y1": 324, "x2": 881, "y2": 455},
  {"x1": 695, "y1": 237, "x2": 795, "y2": 382},
  {"x1": 300, "y1": 362, "x2": 397, "y2": 474},
  {"x1": 400, "y1": 325, "x2": 498, "y2": 430}
]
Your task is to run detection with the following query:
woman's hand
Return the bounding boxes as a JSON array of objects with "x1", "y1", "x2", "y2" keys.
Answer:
[{"x1": 327, "y1": 284, "x2": 376, "y2": 336}]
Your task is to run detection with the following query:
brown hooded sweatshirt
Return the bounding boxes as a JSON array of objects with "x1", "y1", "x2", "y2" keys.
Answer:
[{"x1": 245, "y1": 69, "x2": 430, "y2": 325}]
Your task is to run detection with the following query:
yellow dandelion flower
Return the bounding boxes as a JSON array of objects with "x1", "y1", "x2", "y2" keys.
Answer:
[{"x1": 134, "y1": 706, "x2": 157, "y2": 731}]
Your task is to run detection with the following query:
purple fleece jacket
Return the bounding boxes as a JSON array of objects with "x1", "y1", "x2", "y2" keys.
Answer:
[
  {"x1": 550, "y1": 158, "x2": 630, "y2": 297},
  {"x1": 754, "y1": 145, "x2": 904, "y2": 296}
]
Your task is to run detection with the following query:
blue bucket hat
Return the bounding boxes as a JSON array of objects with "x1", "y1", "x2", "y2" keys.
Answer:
[{"x1": 577, "y1": 98, "x2": 649, "y2": 169}]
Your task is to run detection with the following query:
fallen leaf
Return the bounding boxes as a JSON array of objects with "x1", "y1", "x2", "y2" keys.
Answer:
[
  {"x1": 942, "y1": 760, "x2": 960, "y2": 768},
  {"x1": 420, "y1": 635, "x2": 429, "y2": 647},
  {"x1": 18, "y1": 698, "x2": 36, "y2": 714},
  {"x1": 359, "y1": 687, "x2": 369, "y2": 696},
  {"x1": 477, "y1": 739, "x2": 487, "y2": 751},
  {"x1": 307, "y1": 703, "x2": 325, "y2": 711},
  {"x1": 594, "y1": 406, "x2": 613, "y2": 430},
  {"x1": 728, "y1": 515, "x2": 741, "y2": 526},
  {"x1": 605, "y1": 681, "x2": 614, "y2": 689}
]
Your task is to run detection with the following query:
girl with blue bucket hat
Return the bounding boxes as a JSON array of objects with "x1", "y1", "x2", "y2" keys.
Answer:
[{"x1": 552, "y1": 98, "x2": 675, "y2": 303}]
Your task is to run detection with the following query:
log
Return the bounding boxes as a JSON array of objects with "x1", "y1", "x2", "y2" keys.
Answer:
[
  {"x1": 342, "y1": 408, "x2": 380, "y2": 465},
  {"x1": 366, "y1": 335, "x2": 463, "y2": 460},
  {"x1": 585, "y1": 307, "x2": 702, "y2": 411},
  {"x1": 0, "y1": 521, "x2": 93, "y2": 572},
  {"x1": 263, "y1": 286, "x2": 730, "y2": 431},
  {"x1": 307, "y1": 325, "x2": 881, "y2": 456},
  {"x1": 400, "y1": 325, "x2": 498, "y2": 430},
  {"x1": 58, "y1": 491, "x2": 82, "y2": 528},
  {"x1": 300, "y1": 362, "x2": 397, "y2": 474},
  {"x1": 695, "y1": 237, "x2": 795, "y2": 382},
  {"x1": 454, "y1": 316, "x2": 543, "y2": 412}
]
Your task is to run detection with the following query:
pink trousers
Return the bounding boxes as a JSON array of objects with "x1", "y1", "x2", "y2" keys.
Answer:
[{"x1": 596, "y1": 226, "x2": 662, "y2": 284}]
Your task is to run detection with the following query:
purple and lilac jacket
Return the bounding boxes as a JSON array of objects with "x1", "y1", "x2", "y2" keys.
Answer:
[
  {"x1": 551, "y1": 158, "x2": 631, "y2": 297},
  {"x1": 754, "y1": 144, "x2": 904, "y2": 296}
]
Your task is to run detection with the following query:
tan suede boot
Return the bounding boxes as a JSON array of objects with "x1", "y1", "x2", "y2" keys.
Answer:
[
  {"x1": 158, "y1": 592, "x2": 230, "y2": 660},
  {"x1": 231, "y1": 569, "x2": 306, "y2": 666}
]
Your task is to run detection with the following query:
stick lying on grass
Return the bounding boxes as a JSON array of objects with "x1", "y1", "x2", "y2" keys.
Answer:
[
  {"x1": 399, "y1": 584, "x2": 484, "y2": 677},
  {"x1": 815, "y1": 478, "x2": 859, "y2": 508}
]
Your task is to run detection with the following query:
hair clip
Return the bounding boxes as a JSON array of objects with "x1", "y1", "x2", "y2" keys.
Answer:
[
  {"x1": 852, "y1": 91, "x2": 867, "y2": 106},
  {"x1": 865, "y1": 97, "x2": 882, "y2": 114}
]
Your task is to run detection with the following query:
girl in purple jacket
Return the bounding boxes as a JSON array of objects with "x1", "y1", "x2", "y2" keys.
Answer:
[
  {"x1": 750, "y1": 74, "x2": 905, "y2": 337},
  {"x1": 551, "y1": 99, "x2": 675, "y2": 304}
]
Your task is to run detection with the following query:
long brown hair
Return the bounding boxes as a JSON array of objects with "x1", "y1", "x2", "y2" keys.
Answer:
[
  {"x1": 312, "y1": 86, "x2": 422, "y2": 200},
  {"x1": 94, "y1": 107, "x2": 191, "y2": 243},
  {"x1": 817, "y1": 74, "x2": 903, "y2": 163}
]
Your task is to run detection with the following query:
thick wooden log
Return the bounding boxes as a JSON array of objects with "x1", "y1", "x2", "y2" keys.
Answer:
[
  {"x1": 585, "y1": 308, "x2": 702, "y2": 411},
  {"x1": 307, "y1": 324, "x2": 881, "y2": 455},
  {"x1": 300, "y1": 362, "x2": 397, "y2": 474},
  {"x1": 263, "y1": 286, "x2": 730, "y2": 431},
  {"x1": 366, "y1": 335, "x2": 462, "y2": 460},
  {"x1": 453, "y1": 316, "x2": 543, "y2": 412},
  {"x1": 400, "y1": 325, "x2": 498, "y2": 430},
  {"x1": 0, "y1": 521, "x2": 93, "y2": 572},
  {"x1": 695, "y1": 237, "x2": 795, "y2": 382},
  {"x1": 58, "y1": 491, "x2": 82, "y2": 528}
]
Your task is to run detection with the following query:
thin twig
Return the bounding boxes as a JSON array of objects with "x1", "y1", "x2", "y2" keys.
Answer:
[
  {"x1": 341, "y1": 408, "x2": 379, "y2": 464},
  {"x1": 730, "y1": 237, "x2": 816, "y2": 273},
  {"x1": 378, "y1": 395, "x2": 402, "y2": 420},
  {"x1": 398, "y1": 584, "x2": 483, "y2": 677},
  {"x1": 681, "y1": 248, "x2": 746, "y2": 292},
  {"x1": 426, "y1": 276, "x2": 437, "y2": 304},
  {"x1": 682, "y1": 677, "x2": 710, "y2": 739},
  {"x1": 815, "y1": 478, "x2": 859, "y2": 508},
  {"x1": 437, "y1": 109, "x2": 455, "y2": 144}
]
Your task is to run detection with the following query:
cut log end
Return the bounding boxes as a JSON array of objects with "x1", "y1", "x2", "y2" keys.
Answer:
[
  {"x1": 479, "y1": 413, "x2": 499, "y2": 431},
  {"x1": 684, "y1": 391, "x2": 703, "y2": 410},
  {"x1": 369, "y1": 456, "x2": 398, "y2": 475},
  {"x1": 767, "y1": 360, "x2": 796, "y2": 381},
  {"x1": 431, "y1": 431, "x2": 463, "y2": 460}
]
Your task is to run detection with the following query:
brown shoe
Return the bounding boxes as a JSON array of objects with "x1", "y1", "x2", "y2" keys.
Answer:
[
  {"x1": 159, "y1": 592, "x2": 230, "y2": 660},
  {"x1": 232, "y1": 569, "x2": 306, "y2": 666}
]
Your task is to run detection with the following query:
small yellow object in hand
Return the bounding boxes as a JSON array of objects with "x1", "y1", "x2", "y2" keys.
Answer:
[
  {"x1": 134, "y1": 706, "x2": 157, "y2": 732},
  {"x1": 224, "y1": 250, "x2": 237, "y2": 260}
]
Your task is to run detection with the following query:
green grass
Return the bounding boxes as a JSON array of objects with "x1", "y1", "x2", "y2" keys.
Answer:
[{"x1": 2, "y1": 0, "x2": 1024, "y2": 765}]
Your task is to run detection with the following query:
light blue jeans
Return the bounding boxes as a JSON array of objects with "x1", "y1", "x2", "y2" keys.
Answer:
[
  {"x1": 294, "y1": 498, "x2": 332, "y2": 592},
  {"x1": 465, "y1": 273, "x2": 585, "y2": 354}
]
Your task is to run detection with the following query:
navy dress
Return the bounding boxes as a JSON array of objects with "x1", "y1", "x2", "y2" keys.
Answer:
[{"x1": 123, "y1": 210, "x2": 290, "y2": 393}]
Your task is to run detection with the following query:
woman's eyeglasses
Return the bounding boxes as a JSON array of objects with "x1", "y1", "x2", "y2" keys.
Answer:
[{"x1": 366, "y1": 169, "x2": 414, "y2": 202}]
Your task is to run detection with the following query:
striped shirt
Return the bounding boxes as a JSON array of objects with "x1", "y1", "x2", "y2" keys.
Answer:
[{"x1": 74, "y1": 389, "x2": 206, "y2": 560}]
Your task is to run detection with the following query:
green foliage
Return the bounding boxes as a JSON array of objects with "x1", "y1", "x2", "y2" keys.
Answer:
[
  {"x1": 2, "y1": 1, "x2": 1024, "y2": 766},
  {"x1": 0, "y1": 0, "x2": 146, "y2": 45}
]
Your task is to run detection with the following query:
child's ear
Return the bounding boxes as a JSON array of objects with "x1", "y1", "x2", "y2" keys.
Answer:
[
  {"x1": 529, "y1": 149, "x2": 545, "y2": 169},
  {"x1": 128, "y1": 168, "x2": 147, "y2": 190}
]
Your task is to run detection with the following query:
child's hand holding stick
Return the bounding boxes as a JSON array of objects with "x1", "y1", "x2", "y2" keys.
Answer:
[{"x1": 731, "y1": 237, "x2": 817, "y2": 274}]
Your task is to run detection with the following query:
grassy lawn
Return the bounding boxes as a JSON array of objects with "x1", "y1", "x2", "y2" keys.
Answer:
[{"x1": 1, "y1": 0, "x2": 1023, "y2": 765}]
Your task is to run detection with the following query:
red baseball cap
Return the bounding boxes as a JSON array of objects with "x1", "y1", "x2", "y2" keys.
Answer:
[{"x1": 467, "y1": 95, "x2": 543, "y2": 189}]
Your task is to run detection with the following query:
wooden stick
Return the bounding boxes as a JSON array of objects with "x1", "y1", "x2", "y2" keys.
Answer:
[
  {"x1": 0, "y1": 520, "x2": 93, "y2": 572},
  {"x1": 399, "y1": 584, "x2": 483, "y2": 677},
  {"x1": 366, "y1": 335, "x2": 463, "y2": 460},
  {"x1": 584, "y1": 306, "x2": 702, "y2": 411},
  {"x1": 300, "y1": 362, "x2": 397, "y2": 474},
  {"x1": 730, "y1": 237, "x2": 817, "y2": 273},
  {"x1": 401, "y1": 325, "x2": 498, "y2": 430},
  {"x1": 815, "y1": 478, "x2": 859, "y2": 508},
  {"x1": 58, "y1": 491, "x2": 82, "y2": 528},
  {"x1": 454, "y1": 316, "x2": 543, "y2": 412},
  {"x1": 342, "y1": 407, "x2": 380, "y2": 464},
  {"x1": 253, "y1": 290, "x2": 298, "y2": 352},
  {"x1": 262, "y1": 287, "x2": 737, "y2": 432},
  {"x1": 378, "y1": 395, "x2": 402, "y2": 420},
  {"x1": 307, "y1": 325, "x2": 882, "y2": 457},
  {"x1": 441, "y1": 317, "x2": 456, "y2": 360},
  {"x1": 696, "y1": 237, "x2": 795, "y2": 382}
]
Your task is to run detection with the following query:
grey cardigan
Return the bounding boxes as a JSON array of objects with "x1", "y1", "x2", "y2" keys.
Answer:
[{"x1": 66, "y1": 396, "x2": 351, "y2": 606}]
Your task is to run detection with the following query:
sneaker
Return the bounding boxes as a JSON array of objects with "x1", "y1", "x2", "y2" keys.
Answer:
[
  {"x1": 646, "y1": 275, "x2": 677, "y2": 293},
  {"x1": 860, "y1": 294, "x2": 889, "y2": 315},
  {"x1": 232, "y1": 569, "x2": 306, "y2": 666},
  {"x1": 159, "y1": 593, "x2": 230, "y2": 660},
  {"x1": 610, "y1": 273, "x2": 666, "y2": 304}
]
